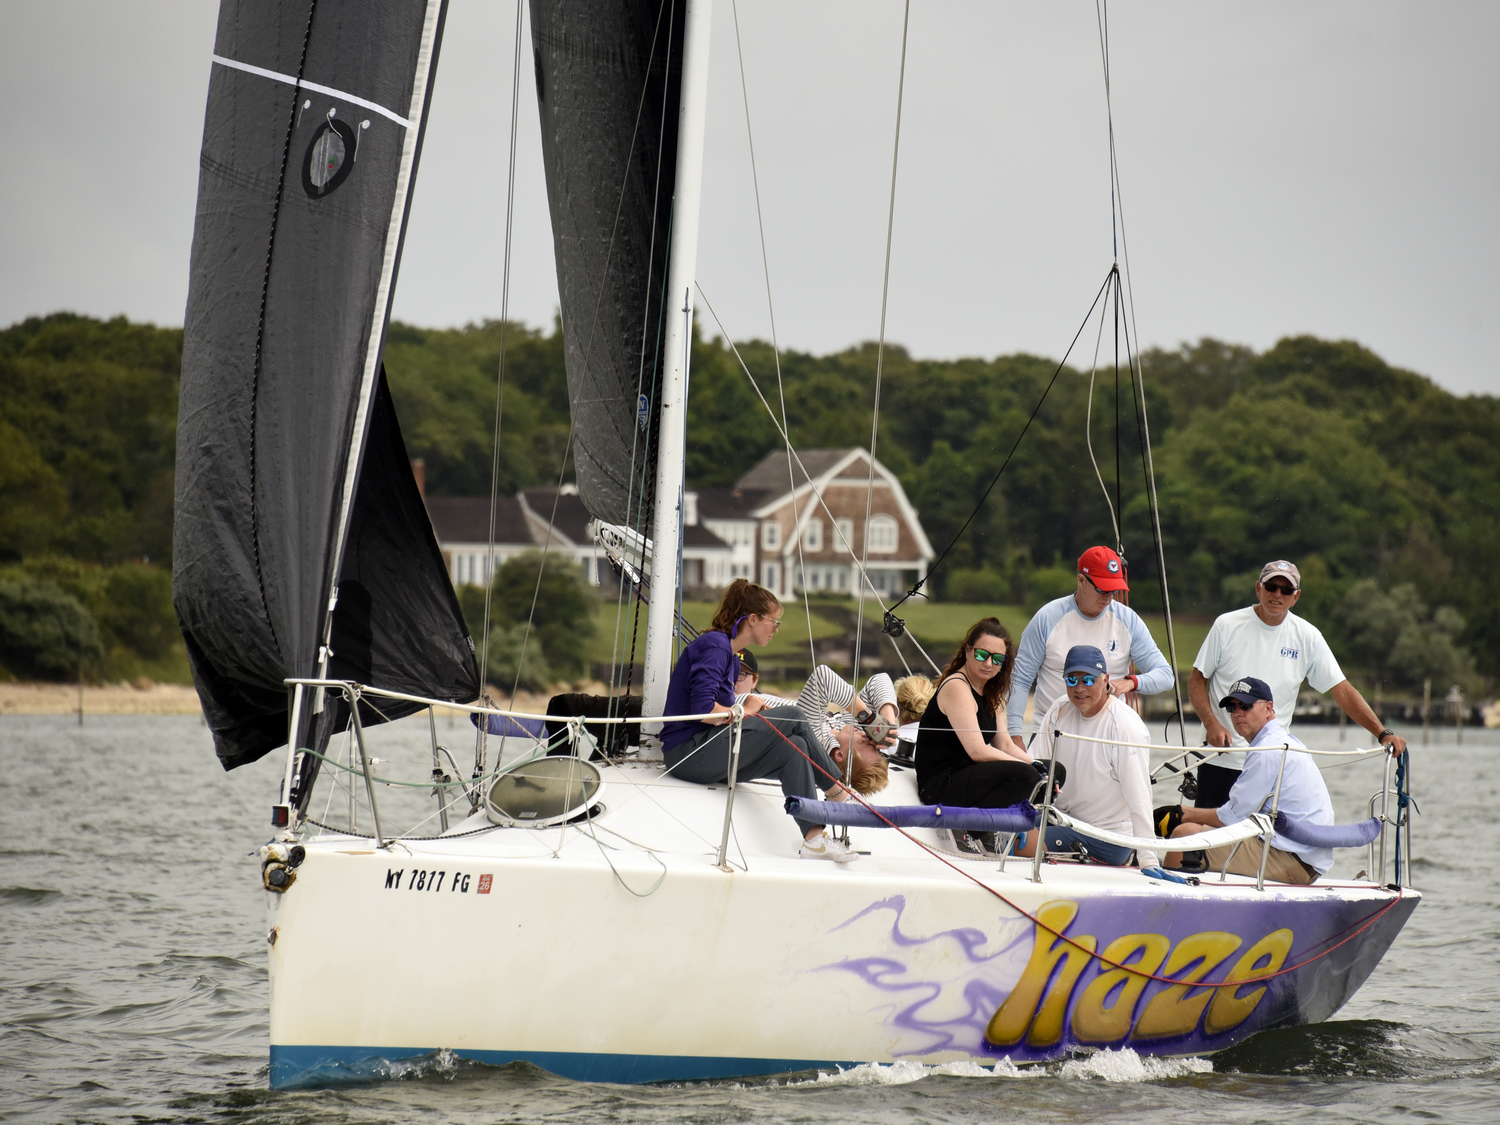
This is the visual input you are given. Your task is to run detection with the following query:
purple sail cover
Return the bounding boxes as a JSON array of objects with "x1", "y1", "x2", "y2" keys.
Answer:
[
  {"x1": 785, "y1": 797, "x2": 1038, "y2": 832},
  {"x1": 1274, "y1": 812, "x2": 1382, "y2": 849}
]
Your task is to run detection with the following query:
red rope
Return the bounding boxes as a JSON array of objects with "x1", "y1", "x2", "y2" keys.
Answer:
[{"x1": 752, "y1": 712, "x2": 1407, "y2": 989}]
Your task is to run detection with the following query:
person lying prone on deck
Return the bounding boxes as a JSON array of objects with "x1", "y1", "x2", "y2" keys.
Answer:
[
  {"x1": 659, "y1": 579, "x2": 859, "y2": 863},
  {"x1": 1162, "y1": 676, "x2": 1334, "y2": 884}
]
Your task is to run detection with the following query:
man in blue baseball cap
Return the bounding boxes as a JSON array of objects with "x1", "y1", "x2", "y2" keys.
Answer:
[
  {"x1": 1016, "y1": 644, "x2": 1157, "y2": 867},
  {"x1": 1164, "y1": 675, "x2": 1335, "y2": 884}
]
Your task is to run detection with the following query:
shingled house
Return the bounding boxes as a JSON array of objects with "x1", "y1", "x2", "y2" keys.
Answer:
[
  {"x1": 424, "y1": 448, "x2": 932, "y2": 600},
  {"x1": 692, "y1": 448, "x2": 934, "y2": 600}
]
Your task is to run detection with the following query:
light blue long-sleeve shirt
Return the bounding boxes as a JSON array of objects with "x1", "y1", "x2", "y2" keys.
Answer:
[
  {"x1": 1007, "y1": 594, "x2": 1174, "y2": 735},
  {"x1": 1220, "y1": 719, "x2": 1334, "y2": 875}
]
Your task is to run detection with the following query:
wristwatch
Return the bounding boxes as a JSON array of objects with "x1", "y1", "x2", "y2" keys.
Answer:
[{"x1": 1378, "y1": 728, "x2": 1396, "y2": 743}]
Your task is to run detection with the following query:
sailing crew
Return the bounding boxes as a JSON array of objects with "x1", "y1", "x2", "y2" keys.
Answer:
[
  {"x1": 1164, "y1": 676, "x2": 1334, "y2": 884},
  {"x1": 659, "y1": 578, "x2": 859, "y2": 862},
  {"x1": 1006, "y1": 546, "x2": 1174, "y2": 750},
  {"x1": 732, "y1": 651, "x2": 891, "y2": 795},
  {"x1": 915, "y1": 618, "x2": 1040, "y2": 853},
  {"x1": 1189, "y1": 559, "x2": 1407, "y2": 808},
  {"x1": 1015, "y1": 645, "x2": 1157, "y2": 867}
]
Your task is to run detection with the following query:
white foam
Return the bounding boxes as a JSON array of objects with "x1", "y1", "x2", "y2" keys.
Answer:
[
  {"x1": 1057, "y1": 1047, "x2": 1213, "y2": 1083},
  {"x1": 801, "y1": 1057, "x2": 1037, "y2": 1086}
]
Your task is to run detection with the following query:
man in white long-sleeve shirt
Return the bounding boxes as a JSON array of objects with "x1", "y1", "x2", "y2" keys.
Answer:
[
  {"x1": 1018, "y1": 644, "x2": 1158, "y2": 867},
  {"x1": 1006, "y1": 546, "x2": 1174, "y2": 749}
]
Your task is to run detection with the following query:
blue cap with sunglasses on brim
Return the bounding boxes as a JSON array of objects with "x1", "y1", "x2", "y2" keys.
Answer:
[
  {"x1": 1063, "y1": 644, "x2": 1107, "y2": 676},
  {"x1": 1219, "y1": 676, "x2": 1273, "y2": 709}
]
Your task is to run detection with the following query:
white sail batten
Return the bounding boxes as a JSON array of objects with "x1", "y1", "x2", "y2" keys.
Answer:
[{"x1": 643, "y1": 0, "x2": 715, "y2": 723}]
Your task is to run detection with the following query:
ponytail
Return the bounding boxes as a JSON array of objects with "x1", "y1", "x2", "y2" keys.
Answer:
[{"x1": 710, "y1": 578, "x2": 782, "y2": 636}]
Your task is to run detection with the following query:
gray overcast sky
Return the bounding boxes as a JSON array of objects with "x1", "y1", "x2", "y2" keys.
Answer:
[{"x1": 3, "y1": 1, "x2": 1497, "y2": 395}]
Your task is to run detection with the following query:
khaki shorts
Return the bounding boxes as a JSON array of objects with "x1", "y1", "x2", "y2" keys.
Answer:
[{"x1": 1204, "y1": 836, "x2": 1318, "y2": 884}]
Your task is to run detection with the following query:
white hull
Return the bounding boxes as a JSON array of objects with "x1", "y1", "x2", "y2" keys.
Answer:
[{"x1": 266, "y1": 758, "x2": 1416, "y2": 1086}]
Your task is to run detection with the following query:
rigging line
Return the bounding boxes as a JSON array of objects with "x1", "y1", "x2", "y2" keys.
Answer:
[
  {"x1": 1094, "y1": 0, "x2": 1182, "y2": 739},
  {"x1": 1083, "y1": 273, "x2": 1120, "y2": 548},
  {"x1": 1097, "y1": 0, "x2": 1124, "y2": 560},
  {"x1": 476, "y1": 0, "x2": 528, "y2": 777},
  {"x1": 852, "y1": 0, "x2": 912, "y2": 696},
  {"x1": 1117, "y1": 271, "x2": 1187, "y2": 740},
  {"x1": 1114, "y1": 252, "x2": 1123, "y2": 554},
  {"x1": 888, "y1": 268, "x2": 1115, "y2": 613},
  {"x1": 510, "y1": 428, "x2": 575, "y2": 706},
  {"x1": 731, "y1": 0, "x2": 815, "y2": 669},
  {"x1": 694, "y1": 284, "x2": 940, "y2": 675}
]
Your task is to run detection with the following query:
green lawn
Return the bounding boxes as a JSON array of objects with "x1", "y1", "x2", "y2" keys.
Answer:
[{"x1": 583, "y1": 597, "x2": 843, "y2": 666}]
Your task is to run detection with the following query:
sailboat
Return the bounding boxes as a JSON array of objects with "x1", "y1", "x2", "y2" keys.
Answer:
[{"x1": 175, "y1": 0, "x2": 1419, "y2": 1089}]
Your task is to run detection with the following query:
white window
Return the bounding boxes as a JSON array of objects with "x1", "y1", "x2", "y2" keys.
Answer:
[
  {"x1": 866, "y1": 515, "x2": 899, "y2": 553},
  {"x1": 836, "y1": 567, "x2": 849, "y2": 592},
  {"x1": 803, "y1": 518, "x2": 822, "y2": 551},
  {"x1": 763, "y1": 562, "x2": 780, "y2": 592},
  {"x1": 762, "y1": 520, "x2": 780, "y2": 550},
  {"x1": 835, "y1": 518, "x2": 854, "y2": 553}
]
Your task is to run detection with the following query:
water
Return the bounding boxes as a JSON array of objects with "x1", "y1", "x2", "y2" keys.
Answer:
[{"x1": 3, "y1": 714, "x2": 1498, "y2": 1123}]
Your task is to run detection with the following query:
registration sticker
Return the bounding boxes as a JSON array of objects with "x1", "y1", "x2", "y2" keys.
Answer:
[{"x1": 477, "y1": 874, "x2": 493, "y2": 895}]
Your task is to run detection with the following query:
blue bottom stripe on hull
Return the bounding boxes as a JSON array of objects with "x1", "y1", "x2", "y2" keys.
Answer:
[{"x1": 269, "y1": 1044, "x2": 846, "y2": 1088}]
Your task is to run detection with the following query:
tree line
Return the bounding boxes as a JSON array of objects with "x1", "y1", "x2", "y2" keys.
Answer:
[{"x1": 2, "y1": 311, "x2": 1495, "y2": 698}]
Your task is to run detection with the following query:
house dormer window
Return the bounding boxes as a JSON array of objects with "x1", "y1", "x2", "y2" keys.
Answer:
[
  {"x1": 803, "y1": 518, "x2": 822, "y2": 551},
  {"x1": 761, "y1": 520, "x2": 780, "y2": 550},
  {"x1": 866, "y1": 514, "x2": 898, "y2": 553}
]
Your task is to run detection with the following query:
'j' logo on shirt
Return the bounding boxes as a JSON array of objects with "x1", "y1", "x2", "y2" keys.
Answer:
[{"x1": 1280, "y1": 646, "x2": 1300, "y2": 659}]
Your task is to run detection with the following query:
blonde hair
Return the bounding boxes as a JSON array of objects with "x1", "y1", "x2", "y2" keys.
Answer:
[
  {"x1": 894, "y1": 674, "x2": 935, "y2": 725},
  {"x1": 846, "y1": 749, "x2": 890, "y2": 796}
]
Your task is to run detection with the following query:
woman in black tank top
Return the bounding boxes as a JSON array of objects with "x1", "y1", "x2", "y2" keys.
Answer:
[{"x1": 915, "y1": 618, "x2": 1040, "y2": 809}]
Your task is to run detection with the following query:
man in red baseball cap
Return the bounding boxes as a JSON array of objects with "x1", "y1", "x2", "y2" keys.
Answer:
[
  {"x1": 1006, "y1": 545, "x2": 1174, "y2": 748},
  {"x1": 1078, "y1": 545, "x2": 1130, "y2": 593}
]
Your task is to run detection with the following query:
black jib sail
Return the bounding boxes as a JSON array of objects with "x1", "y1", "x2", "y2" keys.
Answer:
[
  {"x1": 530, "y1": 0, "x2": 686, "y2": 530},
  {"x1": 174, "y1": 0, "x2": 479, "y2": 772}
]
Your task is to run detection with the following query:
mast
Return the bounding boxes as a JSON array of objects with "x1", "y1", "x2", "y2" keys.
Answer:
[{"x1": 643, "y1": 0, "x2": 714, "y2": 722}]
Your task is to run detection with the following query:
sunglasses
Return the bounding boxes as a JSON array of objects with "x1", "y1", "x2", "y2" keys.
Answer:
[
  {"x1": 972, "y1": 647, "x2": 1007, "y2": 665},
  {"x1": 1223, "y1": 698, "x2": 1261, "y2": 713},
  {"x1": 1262, "y1": 581, "x2": 1296, "y2": 596},
  {"x1": 1064, "y1": 673, "x2": 1099, "y2": 687},
  {"x1": 755, "y1": 614, "x2": 783, "y2": 632}
]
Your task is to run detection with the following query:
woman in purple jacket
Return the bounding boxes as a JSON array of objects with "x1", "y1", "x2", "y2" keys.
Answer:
[{"x1": 659, "y1": 579, "x2": 857, "y2": 862}]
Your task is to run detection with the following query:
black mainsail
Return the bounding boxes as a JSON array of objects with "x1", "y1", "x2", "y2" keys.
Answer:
[
  {"x1": 531, "y1": 0, "x2": 687, "y2": 530},
  {"x1": 174, "y1": 0, "x2": 478, "y2": 772}
]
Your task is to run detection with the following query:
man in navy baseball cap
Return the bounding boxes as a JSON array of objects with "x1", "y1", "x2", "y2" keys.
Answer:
[
  {"x1": 1219, "y1": 676, "x2": 1273, "y2": 711},
  {"x1": 1163, "y1": 671, "x2": 1335, "y2": 884},
  {"x1": 1065, "y1": 644, "x2": 1107, "y2": 678},
  {"x1": 1015, "y1": 642, "x2": 1159, "y2": 868}
]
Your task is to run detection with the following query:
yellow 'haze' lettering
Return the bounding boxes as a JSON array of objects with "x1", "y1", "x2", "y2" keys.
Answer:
[
  {"x1": 989, "y1": 902, "x2": 1292, "y2": 1048},
  {"x1": 986, "y1": 901, "x2": 1097, "y2": 1048}
]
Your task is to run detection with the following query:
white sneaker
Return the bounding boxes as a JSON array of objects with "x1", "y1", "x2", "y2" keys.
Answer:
[{"x1": 800, "y1": 833, "x2": 859, "y2": 863}]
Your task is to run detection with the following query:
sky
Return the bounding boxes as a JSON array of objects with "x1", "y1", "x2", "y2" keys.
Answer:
[{"x1": 2, "y1": 1, "x2": 1497, "y2": 396}]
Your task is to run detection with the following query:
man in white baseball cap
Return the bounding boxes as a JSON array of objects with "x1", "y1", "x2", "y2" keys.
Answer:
[{"x1": 1188, "y1": 560, "x2": 1406, "y2": 808}]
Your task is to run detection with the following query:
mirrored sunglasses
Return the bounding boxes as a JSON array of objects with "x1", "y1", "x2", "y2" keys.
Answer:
[
  {"x1": 972, "y1": 648, "x2": 1006, "y2": 666},
  {"x1": 1064, "y1": 673, "x2": 1099, "y2": 688}
]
